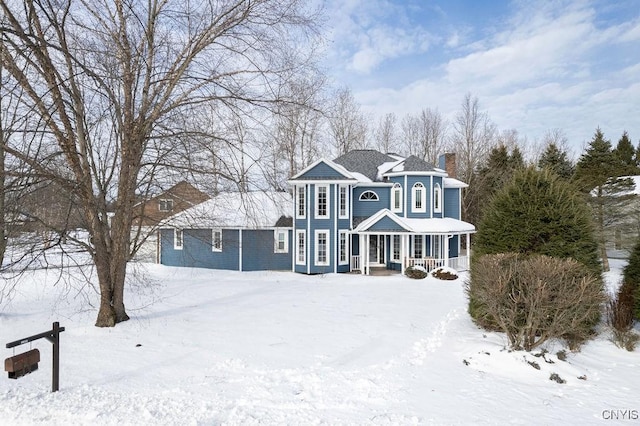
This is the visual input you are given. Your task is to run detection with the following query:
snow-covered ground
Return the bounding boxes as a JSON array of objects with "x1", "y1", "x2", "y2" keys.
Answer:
[{"x1": 0, "y1": 259, "x2": 638, "y2": 425}]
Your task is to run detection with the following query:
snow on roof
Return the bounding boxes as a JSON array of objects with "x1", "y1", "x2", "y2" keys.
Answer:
[
  {"x1": 402, "y1": 217, "x2": 476, "y2": 234},
  {"x1": 354, "y1": 209, "x2": 475, "y2": 234},
  {"x1": 165, "y1": 191, "x2": 292, "y2": 229},
  {"x1": 444, "y1": 177, "x2": 468, "y2": 189},
  {"x1": 377, "y1": 160, "x2": 404, "y2": 178}
]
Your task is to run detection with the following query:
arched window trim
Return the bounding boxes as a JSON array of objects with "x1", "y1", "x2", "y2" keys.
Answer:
[
  {"x1": 433, "y1": 183, "x2": 442, "y2": 213},
  {"x1": 391, "y1": 183, "x2": 402, "y2": 212},
  {"x1": 359, "y1": 190, "x2": 379, "y2": 201},
  {"x1": 412, "y1": 182, "x2": 426, "y2": 213}
]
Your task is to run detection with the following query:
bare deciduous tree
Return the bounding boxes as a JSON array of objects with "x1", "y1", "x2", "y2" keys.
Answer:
[
  {"x1": 262, "y1": 73, "x2": 326, "y2": 190},
  {"x1": 327, "y1": 87, "x2": 367, "y2": 156},
  {"x1": 449, "y1": 93, "x2": 496, "y2": 220},
  {"x1": 0, "y1": 0, "x2": 321, "y2": 327},
  {"x1": 373, "y1": 113, "x2": 398, "y2": 154}
]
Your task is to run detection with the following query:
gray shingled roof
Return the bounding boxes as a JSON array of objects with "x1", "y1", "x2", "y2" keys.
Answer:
[
  {"x1": 333, "y1": 150, "x2": 397, "y2": 181},
  {"x1": 402, "y1": 155, "x2": 436, "y2": 172}
]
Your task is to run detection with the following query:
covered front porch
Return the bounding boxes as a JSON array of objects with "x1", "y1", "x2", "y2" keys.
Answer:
[
  {"x1": 349, "y1": 233, "x2": 472, "y2": 275},
  {"x1": 350, "y1": 210, "x2": 475, "y2": 276}
]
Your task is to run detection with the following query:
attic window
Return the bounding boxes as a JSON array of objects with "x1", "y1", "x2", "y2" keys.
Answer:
[
  {"x1": 159, "y1": 199, "x2": 173, "y2": 212},
  {"x1": 359, "y1": 191, "x2": 379, "y2": 201}
]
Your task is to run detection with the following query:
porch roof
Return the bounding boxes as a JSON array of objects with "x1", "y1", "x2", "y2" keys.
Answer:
[{"x1": 353, "y1": 209, "x2": 475, "y2": 235}]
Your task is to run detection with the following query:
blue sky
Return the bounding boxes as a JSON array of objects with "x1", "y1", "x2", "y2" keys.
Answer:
[{"x1": 322, "y1": 0, "x2": 640, "y2": 157}]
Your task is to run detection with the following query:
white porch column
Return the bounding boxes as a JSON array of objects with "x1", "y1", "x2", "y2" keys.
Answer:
[
  {"x1": 444, "y1": 234, "x2": 450, "y2": 268},
  {"x1": 365, "y1": 234, "x2": 370, "y2": 275},
  {"x1": 400, "y1": 234, "x2": 405, "y2": 275}
]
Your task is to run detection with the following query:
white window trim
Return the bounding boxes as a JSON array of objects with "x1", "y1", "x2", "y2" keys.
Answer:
[
  {"x1": 391, "y1": 183, "x2": 402, "y2": 213},
  {"x1": 338, "y1": 230, "x2": 349, "y2": 265},
  {"x1": 212, "y1": 229, "x2": 222, "y2": 252},
  {"x1": 315, "y1": 229, "x2": 330, "y2": 266},
  {"x1": 412, "y1": 182, "x2": 426, "y2": 213},
  {"x1": 392, "y1": 235, "x2": 401, "y2": 262},
  {"x1": 296, "y1": 185, "x2": 306, "y2": 219},
  {"x1": 296, "y1": 230, "x2": 306, "y2": 265},
  {"x1": 359, "y1": 190, "x2": 379, "y2": 201},
  {"x1": 339, "y1": 185, "x2": 349, "y2": 219},
  {"x1": 274, "y1": 229, "x2": 289, "y2": 253},
  {"x1": 174, "y1": 229, "x2": 183, "y2": 250},
  {"x1": 159, "y1": 198, "x2": 174, "y2": 212},
  {"x1": 433, "y1": 183, "x2": 442, "y2": 213},
  {"x1": 315, "y1": 185, "x2": 330, "y2": 219}
]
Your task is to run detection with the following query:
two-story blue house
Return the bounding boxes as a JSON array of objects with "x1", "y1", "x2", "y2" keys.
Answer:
[
  {"x1": 288, "y1": 150, "x2": 475, "y2": 275},
  {"x1": 158, "y1": 150, "x2": 475, "y2": 275}
]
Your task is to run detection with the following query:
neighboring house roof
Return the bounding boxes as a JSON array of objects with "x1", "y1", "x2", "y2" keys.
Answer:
[
  {"x1": 165, "y1": 191, "x2": 293, "y2": 229},
  {"x1": 133, "y1": 181, "x2": 210, "y2": 227},
  {"x1": 354, "y1": 209, "x2": 475, "y2": 235},
  {"x1": 619, "y1": 176, "x2": 640, "y2": 196}
]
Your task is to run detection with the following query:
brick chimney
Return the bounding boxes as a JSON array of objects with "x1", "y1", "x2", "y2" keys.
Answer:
[{"x1": 439, "y1": 153, "x2": 456, "y2": 178}]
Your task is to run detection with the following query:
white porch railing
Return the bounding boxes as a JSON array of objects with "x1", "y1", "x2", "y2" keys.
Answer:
[
  {"x1": 407, "y1": 255, "x2": 470, "y2": 272},
  {"x1": 351, "y1": 254, "x2": 470, "y2": 273},
  {"x1": 351, "y1": 255, "x2": 361, "y2": 272}
]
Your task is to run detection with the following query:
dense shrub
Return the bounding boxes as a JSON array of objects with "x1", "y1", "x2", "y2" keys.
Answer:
[
  {"x1": 473, "y1": 167, "x2": 602, "y2": 278},
  {"x1": 467, "y1": 253, "x2": 605, "y2": 351},
  {"x1": 431, "y1": 267, "x2": 458, "y2": 280},
  {"x1": 405, "y1": 266, "x2": 428, "y2": 279}
]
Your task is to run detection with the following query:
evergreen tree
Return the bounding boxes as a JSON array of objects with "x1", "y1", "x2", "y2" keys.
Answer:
[
  {"x1": 613, "y1": 131, "x2": 639, "y2": 176},
  {"x1": 474, "y1": 167, "x2": 602, "y2": 278},
  {"x1": 469, "y1": 144, "x2": 526, "y2": 224},
  {"x1": 537, "y1": 142, "x2": 574, "y2": 179},
  {"x1": 621, "y1": 238, "x2": 640, "y2": 320},
  {"x1": 574, "y1": 128, "x2": 635, "y2": 271}
]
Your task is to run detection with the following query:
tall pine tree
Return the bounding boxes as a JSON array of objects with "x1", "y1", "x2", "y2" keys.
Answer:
[
  {"x1": 613, "y1": 131, "x2": 639, "y2": 176},
  {"x1": 575, "y1": 128, "x2": 635, "y2": 271},
  {"x1": 538, "y1": 142, "x2": 574, "y2": 179},
  {"x1": 469, "y1": 144, "x2": 525, "y2": 224}
]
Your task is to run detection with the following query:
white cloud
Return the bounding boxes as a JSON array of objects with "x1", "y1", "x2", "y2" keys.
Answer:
[
  {"x1": 329, "y1": 0, "x2": 640, "y2": 154},
  {"x1": 326, "y1": 0, "x2": 434, "y2": 74}
]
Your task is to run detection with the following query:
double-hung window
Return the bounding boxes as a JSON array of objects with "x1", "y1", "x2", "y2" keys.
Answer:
[
  {"x1": 159, "y1": 199, "x2": 173, "y2": 212},
  {"x1": 296, "y1": 230, "x2": 306, "y2": 265},
  {"x1": 174, "y1": 229, "x2": 183, "y2": 250},
  {"x1": 296, "y1": 185, "x2": 306, "y2": 219},
  {"x1": 315, "y1": 230, "x2": 329, "y2": 266},
  {"x1": 212, "y1": 229, "x2": 222, "y2": 252},
  {"x1": 274, "y1": 229, "x2": 289, "y2": 253},
  {"x1": 339, "y1": 231, "x2": 348, "y2": 265},
  {"x1": 339, "y1": 185, "x2": 348, "y2": 218},
  {"x1": 316, "y1": 185, "x2": 329, "y2": 219}
]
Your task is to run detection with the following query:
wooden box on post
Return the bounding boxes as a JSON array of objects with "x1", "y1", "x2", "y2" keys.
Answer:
[{"x1": 4, "y1": 349, "x2": 40, "y2": 379}]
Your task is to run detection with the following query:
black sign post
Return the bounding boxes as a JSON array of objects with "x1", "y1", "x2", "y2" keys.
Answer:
[{"x1": 5, "y1": 322, "x2": 65, "y2": 392}]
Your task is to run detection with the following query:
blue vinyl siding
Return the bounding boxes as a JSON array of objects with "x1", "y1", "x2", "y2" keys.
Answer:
[
  {"x1": 368, "y1": 216, "x2": 406, "y2": 232},
  {"x1": 444, "y1": 188, "x2": 460, "y2": 219},
  {"x1": 352, "y1": 186, "x2": 390, "y2": 217},
  {"x1": 242, "y1": 229, "x2": 291, "y2": 271},
  {"x1": 405, "y1": 176, "x2": 430, "y2": 219},
  {"x1": 160, "y1": 228, "x2": 239, "y2": 270},
  {"x1": 160, "y1": 228, "x2": 292, "y2": 271},
  {"x1": 298, "y1": 162, "x2": 347, "y2": 179}
]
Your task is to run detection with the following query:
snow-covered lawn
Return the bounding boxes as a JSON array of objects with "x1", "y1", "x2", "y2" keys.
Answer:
[{"x1": 0, "y1": 259, "x2": 638, "y2": 425}]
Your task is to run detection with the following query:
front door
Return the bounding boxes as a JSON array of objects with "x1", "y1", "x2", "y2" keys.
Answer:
[{"x1": 369, "y1": 235, "x2": 385, "y2": 265}]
